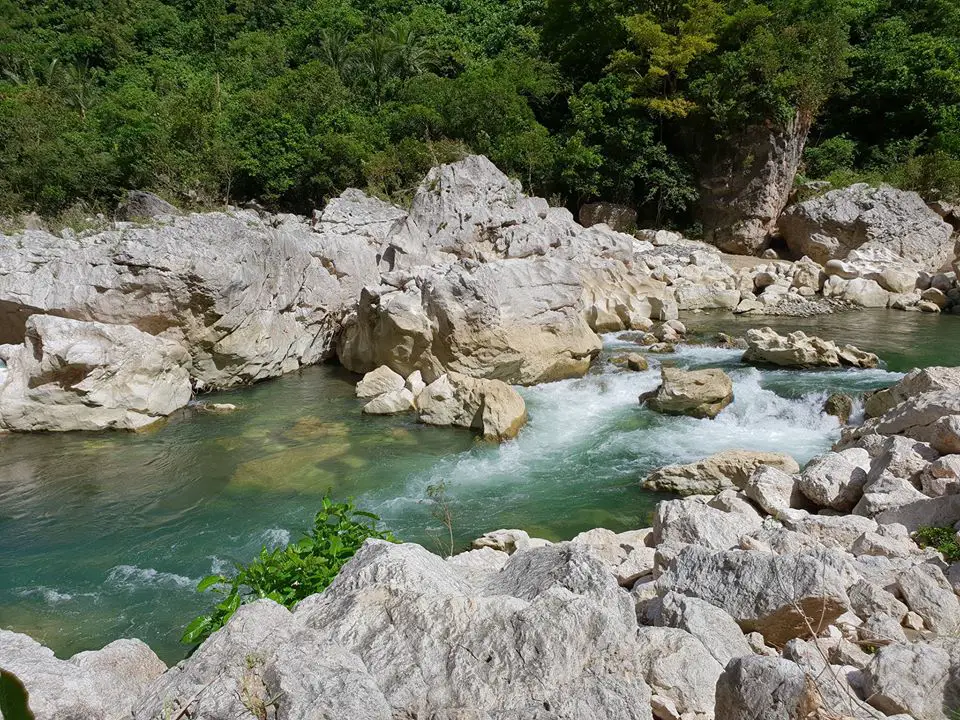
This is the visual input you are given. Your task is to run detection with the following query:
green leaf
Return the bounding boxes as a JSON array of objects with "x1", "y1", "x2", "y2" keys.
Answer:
[{"x1": 196, "y1": 574, "x2": 225, "y2": 592}]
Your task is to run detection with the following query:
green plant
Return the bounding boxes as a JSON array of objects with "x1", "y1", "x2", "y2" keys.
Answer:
[
  {"x1": 181, "y1": 496, "x2": 395, "y2": 645},
  {"x1": 425, "y1": 480, "x2": 455, "y2": 557},
  {"x1": 914, "y1": 525, "x2": 960, "y2": 562}
]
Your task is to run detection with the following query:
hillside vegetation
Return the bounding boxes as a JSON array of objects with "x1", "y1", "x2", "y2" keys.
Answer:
[{"x1": 1, "y1": 0, "x2": 958, "y2": 228}]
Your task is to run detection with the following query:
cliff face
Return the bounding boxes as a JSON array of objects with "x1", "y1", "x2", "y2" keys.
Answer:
[{"x1": 700, "y1": 110, "x2": 813, "y2": 255}]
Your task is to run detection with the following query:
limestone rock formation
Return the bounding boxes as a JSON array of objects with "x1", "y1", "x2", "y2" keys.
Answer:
[
  {"x1": 0, "y1": 315, "x2": 192, "y2": 431},
  {"x1": 417, "y1": 372, "x2": 527, "y2": 440},
  {"x1": 641, "y1": 367, "x2": 734, "y2": 419},
  {"x1": 133, "y1": 542, "x2": 655, "y2": 720},
  {"x1": 116, "y1": 190, "x2": 180, "y2": 220},
  {"x1": 779, "y1": 183, "x2": 954, "y2": 271},
  {"x1": 643, "y1": 449, "x2": 799, "y2": 496},
  {"x1": 700, "y1": 113, "x2": 811, "y2": 255},
  {"x1": 742, "y1": 327, "x2": 879, "y2": 369},
  {"x1": 0, "y1": 630, "x2": 166, "y2": 720},
  {"x1": 0, "y1": 211, "x2": 348, "y2": 390}
]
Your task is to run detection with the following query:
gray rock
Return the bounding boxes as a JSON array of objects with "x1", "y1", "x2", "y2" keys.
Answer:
[
  {"x1": 897, "y1": 563, "x2": 960, "y2": 635},
  {"x1": 864, "y1": 367, "x2": 960, "y2": 419},
  {"x1": 135, "y1": 541, "x2": 656, "y2": 720},
  {"x1": 579, "y1": 202, "x2": 637, "y2": 233},
  {"x1": 356, "y1": 365, "x2": 406, "y2": 398},
  {"x1": 714, "y1": 655, "x2": 819, "y2": 720},
  {"x1": 863, "y1": 641, "x2": 960, "y2": 719},
  {"x1": 338, "y1": 258, "x2": 603, "y2": 385},
  {"x1": 652, "y1": 499, "x2": 761, "y2": 550},
  {"x1": 116, "y1": 190, "x2": 180, "y2": 220},
  {"x1": 779, "y1": 183, "x2": 954, "y2": 272},
  {"x1": 641, "y1": 366, "x2": 734, "y2": 419},
  {"x1": 782, "y1": 638, "x2": 885, "y2": 718},
  {"x1": 742, "y1": 326, "x2": 879, "y2": 369},
  {"x1": 0, "y1": 630, "x2": 166, "y2": 720},
  {"x1": 781, "y1": 512, "x2": 878, "y2": 553},
  {"x1": 701, "y1": 113, "x2": 811, "y2": 255},
  {"x1": 742, "y1": 464, "x2": 808, "y2": 516},
  {"x1": 657, "y1": 545, "x2": 852, "y2": 646},
  {"x1": 0, "y1": 315, "x2": 192, "y2": 431},
  {"x1": 643, "y1": 449, "x2": 799, "y2": 496},
  {"x1": 654, "y1": 591, "x2": 752, "y2": 667},
  {"x1": 799, "y1": 449, "x2": 872, "y2": 511},
  {"x1": 417, "y1": 372, "x2": 527, "y2": 441},
  {"x1": 362, "y1": 387, "x2": 415, "y2": 415},
  {"x1": 634, "y1": 627, "x2": 723, "y2": 717},
  {"x1": 1, "y1": 210, "x2": 348, "y2": 391}
]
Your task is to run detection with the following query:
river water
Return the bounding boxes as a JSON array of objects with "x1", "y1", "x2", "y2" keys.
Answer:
[{"x1": 0, "y1": 309, "x2": 957, "y2": 663}]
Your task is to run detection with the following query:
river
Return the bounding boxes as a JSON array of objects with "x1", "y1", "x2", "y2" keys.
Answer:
[{"x1": 0, "y1": 309, "x2": 957, "y2": 663}]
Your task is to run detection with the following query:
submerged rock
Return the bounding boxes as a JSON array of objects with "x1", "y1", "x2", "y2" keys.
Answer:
[{"x1": 640, "y1": 367, "x2": 734, "y2": 419}]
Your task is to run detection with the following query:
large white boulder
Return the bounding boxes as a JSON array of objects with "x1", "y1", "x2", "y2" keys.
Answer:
[
  {"x1": 0, "y1": 315, "x2": 192, "y2": 431},
  {"x1": 779, "y1": 183, "x2": 954, "y2": 272}
]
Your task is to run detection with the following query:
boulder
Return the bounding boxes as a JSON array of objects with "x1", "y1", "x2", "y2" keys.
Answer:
[
  {"x1": 864, "y1": 367, "x2": 960, "y2": 419},
  {"x1": 634, "y1": 627, "x2": 723, "y2": 717},
  {"x1": 742, "y1": 327, "x2": 879, "y2": 369},
  {"x1": 643, "y1": 449, "x2": 799, "y2": 496},
  {"x1": 640, "y1": 367, "x2": 734, "y2": 419},
  {"x1": 658, "y1": 545, "x2": 852, "y2": 646},
  {"x1": 715, "y1": 656, "x2": 819, "y2": 720},
  {"x1": 362, "y1": 388, "x2": 415, "y2": 415},
  {"x1": 652, "y1": 499, "x2": 762, "y2": 550},
  {"x1": 0, "y1": 630, "x2": 166, "y2": 720},
  {"x1": 356, "y1": 365, "x2": 405, "y2": 398},
  {"x1": 579, "y1": 202, "x2": 637, "y2": 233},
  {"x1": 135, "y1": 541, "x2": 658, "y2": 720},
  {"x1": 0, "y1": 315, "x2": 192, "y2": 431},
  {"x1": 653, "y1": 591, "x2": 753, "y2": 667},
  {"x1": 116, "y1": 190, "x2": 180, "y2": 220},
  {"x1": 896, "y1": 564, "x2": 960, "y2": 635},
  {"x1": 824, "y1": 392, "x2": 855, "y2": 424},
  {"x1": 338, "y1": 258, "x2": 603, "y2": 385},
  {"x1": 741, "y1": 464, "x2": 808, "y2": 516},
  {"x1": 417, "y1": 372, "x2": 527, "y2": 440},
  {"x1": 863, "y1": 642, "x2": 960, "y2": 719},
  {"x1": 798, "y1": 449, "x2": 872, "y2": 511},
  {"x1": 701, "y1": 112, "x2": 812, "y2": 255},
  {"x1": 778, "y1": 183, "x2": 954, "y2": 272}
]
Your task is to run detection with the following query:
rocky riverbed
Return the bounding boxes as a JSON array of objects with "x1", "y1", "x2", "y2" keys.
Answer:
[{"x1": 2, "y1": 156, "x2": 960, "y2": 719}]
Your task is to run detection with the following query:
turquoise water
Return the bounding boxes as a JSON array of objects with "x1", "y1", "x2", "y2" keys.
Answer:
[{"x1": 0, "y1": 309, "x2": 957, "y2": 663}]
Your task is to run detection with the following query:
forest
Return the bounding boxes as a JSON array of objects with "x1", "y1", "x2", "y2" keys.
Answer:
[{"x1": 1, "y1": 0, "x2": 958, "y2": 230}]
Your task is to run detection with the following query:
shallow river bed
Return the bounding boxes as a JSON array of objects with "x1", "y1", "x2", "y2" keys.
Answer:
[{"x1": 0, "y1": 309, "x2": 957, "y2": 663}]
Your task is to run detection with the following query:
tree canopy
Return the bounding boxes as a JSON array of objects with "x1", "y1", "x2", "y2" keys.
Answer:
[{"x1": 1, "y1": 0, "x2": 957, "y2": 225}]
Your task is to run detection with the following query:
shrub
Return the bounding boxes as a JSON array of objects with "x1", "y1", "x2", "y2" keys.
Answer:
[
  {"x1": 914, "y1": 525, "x2": 960, "y2": 562},
  {"x1": 803, "y1": 135, "x2": 857, "y2": 178},
  {"x1": 181, "y1": 496, "x2": 395, "y2": 645}
]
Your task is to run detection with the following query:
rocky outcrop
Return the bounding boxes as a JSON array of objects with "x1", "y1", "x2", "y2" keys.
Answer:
[
  {"x1": 132, "y1": 542, "x2": 655, "y2": 720},
  {"x1": 643, "y1": 449, "x2": 800, "y2": 496},
  {"x1": 640, "y1": 367, "x2": 734, "y2": 419},
  {"x1": 338, "y1": 257, "x2": 603, "y2": 385},
  {"x1": 742, "y1": 326, "x2": 879, "y2": 369},
  {"x1": 0, "y1": 211, "x2": 351, "y2": 390},
  {"x1": 0, "y1": 315, "x2": 192, "y2": 431},
  {"x1": 701, "y1": 111, "x2": 812, "y2": 255},
  {"x1": 779, "y1": 183, "x2": 955, "y2": 271},
  {"x1": 0, "y1": 630, "x2": 166, "y2": 720}
]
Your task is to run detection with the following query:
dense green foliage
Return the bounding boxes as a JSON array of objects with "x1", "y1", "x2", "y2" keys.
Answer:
[
  {"x1": 914, "y1": 525, "x2": 960, "y2": 562},
  {"x1": 1, "y1": 0, "x2": 958, "y2": 224},
  {"x1": 181, "y1": 496, "x2": 395, "y2": 645}
]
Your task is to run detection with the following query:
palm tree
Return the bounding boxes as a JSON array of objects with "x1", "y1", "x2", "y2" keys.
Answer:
[{"x1": 315, "y1": 27, "x2": 356, "y2": 82}]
